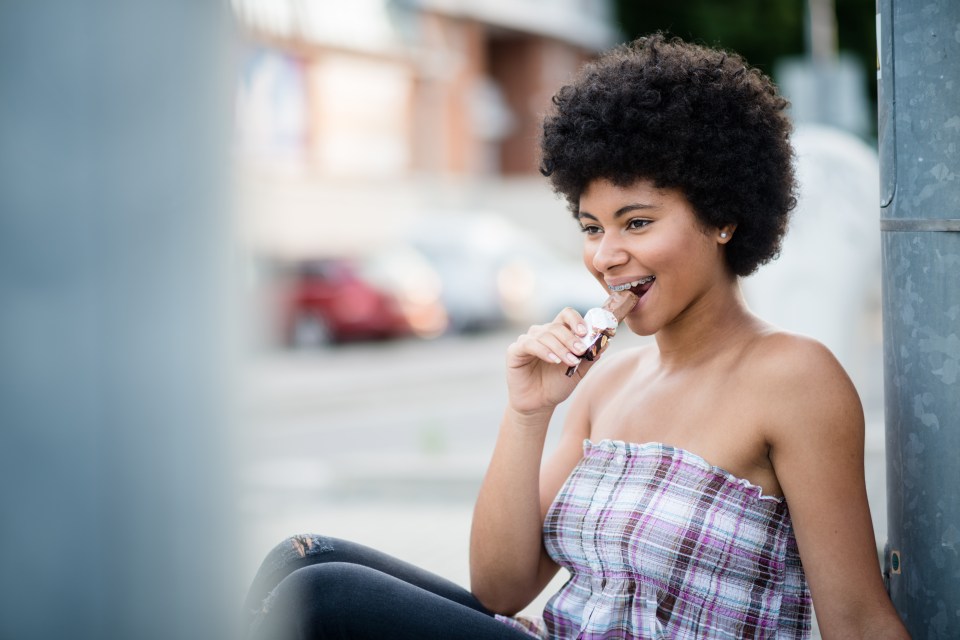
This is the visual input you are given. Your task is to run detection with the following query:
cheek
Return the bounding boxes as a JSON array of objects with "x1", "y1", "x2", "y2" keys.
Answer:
[
  {"x1": 635, "y1": 240, "x2": 673, "y2": 270},
  {"x1": 681, "y1": 234, "x2": 718, "y2": 271},
  {"x1": 646, "y1": 230, "x2": 705, "y2": 268}
]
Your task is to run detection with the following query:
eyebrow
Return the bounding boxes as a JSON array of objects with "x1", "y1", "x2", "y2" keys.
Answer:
[{"x1": 576, "y1": 202, "x2": 657, "y2": 221}]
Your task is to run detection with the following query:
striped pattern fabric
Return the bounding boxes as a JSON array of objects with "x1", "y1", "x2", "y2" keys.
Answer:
[{"x1": 497, "y1": 439, "x2": 811, "y2": 639}]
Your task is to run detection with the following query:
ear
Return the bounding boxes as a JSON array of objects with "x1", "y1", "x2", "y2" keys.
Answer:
[{"x1": 717, "y1": 225, "x2": 737, "y2": 244}]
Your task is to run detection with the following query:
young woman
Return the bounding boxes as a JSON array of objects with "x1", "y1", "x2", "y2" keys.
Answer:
[{"x1": 244, "y1": 34, "x2": 910, "y2": 639}]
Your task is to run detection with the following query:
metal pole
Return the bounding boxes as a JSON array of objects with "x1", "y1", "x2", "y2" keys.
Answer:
[
  {"x1": 0, "y1": 3, "x2": 237, "y2": 639},
  {"x1": 877, "y1": 0, "x2": 960, "y2": 636}
]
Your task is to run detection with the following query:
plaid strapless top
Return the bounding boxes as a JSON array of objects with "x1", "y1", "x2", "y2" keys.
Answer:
[{"x1": 497, "y1": 439, "x2": 811, "y2": 639}]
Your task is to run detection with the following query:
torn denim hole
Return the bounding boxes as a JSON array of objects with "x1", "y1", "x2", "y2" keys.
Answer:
[
  {"x1": 291, "y1": 533, "x2": 334, "y2": 558},
  {"x1": 256, "y1": 533, "x2": 334, "y2": 578}
]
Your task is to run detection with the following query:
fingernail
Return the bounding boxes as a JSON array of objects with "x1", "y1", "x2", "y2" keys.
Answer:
[
  {"x1": 573, "y1": 341, "x2": 586, "y2": 354},
  {"x1": 549, "y1": 353, "x2": 562, "y2": 364},
  {"x1": 565, "y1": 353, "x2": 580, "y2": 365},
  {"x1": 577, "y1": 324, "x2": 587, "y2": 336}
]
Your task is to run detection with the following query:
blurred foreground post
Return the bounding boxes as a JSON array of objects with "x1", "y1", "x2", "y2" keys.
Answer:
[
  {"x1": 0, "y1": 3, "x2": 237, "y2": 639},
  {"x1": 878, "y1": 0, "x2": 960, "y2": 636}
]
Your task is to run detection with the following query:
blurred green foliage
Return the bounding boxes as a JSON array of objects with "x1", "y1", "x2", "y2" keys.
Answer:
[
  {"x1": 614, "y1": 0, "x2": 878, "y2": 134},
  {"x1": 615, "y1": 1, "x2": 805, "y2": 75}
]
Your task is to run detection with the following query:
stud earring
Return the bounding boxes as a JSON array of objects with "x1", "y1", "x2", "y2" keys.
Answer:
[{"x1": 720, "y1": 232, "x2": 728, "y2": 239}]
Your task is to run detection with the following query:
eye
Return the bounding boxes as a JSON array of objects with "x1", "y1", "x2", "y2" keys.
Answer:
[
  {"x1": 627, "y1": 218, "x2": 652, "y2": 230},
  {"x1": 579, "y1": 224, "x2": 603, "y2": 235}
]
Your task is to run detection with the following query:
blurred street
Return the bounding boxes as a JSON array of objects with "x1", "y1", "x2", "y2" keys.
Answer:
[{"x1": 237, "y1": 325, "x2": 886, "y2": 631}]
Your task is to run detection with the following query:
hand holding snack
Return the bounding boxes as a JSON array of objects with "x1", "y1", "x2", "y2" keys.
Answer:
[
  {"x1": 565, "y1": 289, "x2": 638, "y2": 376},
  {"x1": 505, "y1": 289, "x2": 637, "y2": 415}
]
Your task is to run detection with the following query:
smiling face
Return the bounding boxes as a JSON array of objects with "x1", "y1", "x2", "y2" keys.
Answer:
[{"x1": 577, "y1": 178, "x2": 735, "y2": 337}]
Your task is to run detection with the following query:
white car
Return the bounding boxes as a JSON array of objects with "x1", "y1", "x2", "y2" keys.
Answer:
[{"x1": 403, "y1": 212, "x2": 603, "y2": 332}]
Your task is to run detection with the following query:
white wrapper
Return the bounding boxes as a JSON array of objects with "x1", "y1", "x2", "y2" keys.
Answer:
[
  {"x1": 566, "y1": 306, "x2": 623, "y2": 377},
  {"x1": 582, "y1": 307, "x2": 618, "y2": 350}
]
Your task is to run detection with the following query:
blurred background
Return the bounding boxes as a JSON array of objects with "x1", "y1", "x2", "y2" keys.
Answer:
[
  {"x1": 0, "y1": 1, "x2": 883, "y2": 637},
  {"x1": 233, "y1": 0, "x2": 878, "y2": 350}
]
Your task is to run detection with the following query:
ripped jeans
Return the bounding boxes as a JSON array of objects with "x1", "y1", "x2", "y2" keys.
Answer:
[{"x1": 242, "y1": 535, "x2": 534, "y2": 640}]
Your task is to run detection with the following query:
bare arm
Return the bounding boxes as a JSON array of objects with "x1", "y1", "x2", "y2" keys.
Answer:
[
  {"x1": 469, "y1": 308, "x2": 596, "y2": 614},
  {"x1": 765, "y1": 336, "x2": 910, "y2": 639},
  {"x1": 469, "y1": 407, "x2": 578, "y2": 614}
]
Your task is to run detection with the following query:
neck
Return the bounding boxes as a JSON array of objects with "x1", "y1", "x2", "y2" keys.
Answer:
[{"x1": 653, "y1": 278, "x2": 762, "y2": 370}]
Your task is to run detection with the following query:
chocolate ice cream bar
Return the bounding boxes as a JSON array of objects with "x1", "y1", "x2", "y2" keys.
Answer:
[
  {"x1": 600, "y1": 288, "x2": 640, "y2": 320},
  {"x1": 565, "y1": 289, "x2": 639, "y2": 376}
]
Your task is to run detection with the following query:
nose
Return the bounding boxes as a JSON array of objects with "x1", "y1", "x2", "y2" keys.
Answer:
[{"x1": 590, "y1": 231, "x2": 629, "y2": 274}]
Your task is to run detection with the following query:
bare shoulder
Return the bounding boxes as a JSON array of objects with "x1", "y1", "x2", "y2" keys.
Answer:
[
  {"x1": 743, "y1": 330, "x2": 864, "y2": 454},
  {"x1": 746, "y1": 330, "x2": 849, "y2": 383},
  {"x1": 747, "y1": 330, "x2": 859, "y2": 402}
]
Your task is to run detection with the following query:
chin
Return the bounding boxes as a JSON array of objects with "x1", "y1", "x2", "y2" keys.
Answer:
[{"x1": 624, "y1": 317, "x2": 657, "y2": 337}]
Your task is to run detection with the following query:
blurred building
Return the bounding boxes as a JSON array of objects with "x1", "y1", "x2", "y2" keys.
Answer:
[
  {"x1": 231, "y1": 0, "x2": 620, "y2": 259},
  {"x1": 233, "y1": 0, "x2": 616, "y2": 177}
]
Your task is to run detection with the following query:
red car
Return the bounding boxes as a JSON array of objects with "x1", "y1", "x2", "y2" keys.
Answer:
[{"x1": 280, "y1": 259, "x2": 416, "y2": 345}]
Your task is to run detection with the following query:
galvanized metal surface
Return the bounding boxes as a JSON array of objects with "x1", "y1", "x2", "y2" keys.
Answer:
[{"x1": 878, "y1": 0, "x2": 960, "y2": 635}]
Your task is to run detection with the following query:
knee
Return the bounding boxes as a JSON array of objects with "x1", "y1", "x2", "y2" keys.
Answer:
[
  {"x1": 258, "y1": 563, "x2": 369, "y2": 634},
  {"x1": 254, "y1": 534, "x2": 335, "y2": 576},
  {"x1": 244, "y1": 535, "x2": 338, "y2": 620},
  {"x1": 282, "y1": 562, "x2": 364, "y2": 605}
]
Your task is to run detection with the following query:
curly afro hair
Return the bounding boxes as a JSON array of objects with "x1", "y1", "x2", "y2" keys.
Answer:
[{"x1": 540, "y1": 33, "x2": 796, "y2": 276}]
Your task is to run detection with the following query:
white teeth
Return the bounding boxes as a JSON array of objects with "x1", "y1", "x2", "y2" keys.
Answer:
[{"x1": 609, "y1": 276, "x2": 655, "y2": 291}]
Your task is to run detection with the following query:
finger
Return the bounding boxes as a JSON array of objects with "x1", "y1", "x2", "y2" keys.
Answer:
[
  {"x1": 509, "y1": 332, "x2": 566, "y2": 366},
  {"x1": 525, "y1": 321, "x2": 581, "y2": 350},
  {"x1": 568, "y1": 332, "x2": 614, "y2": 377},
  {"x1": 532, "y1": 319, "x2": 591, "y2": 361},
  {"x1": 555, "y1": 307, "x2": 588, "y2": 338},
  {"x1": 538, "y1": 331, "x2": 583, "y2": 367},
  {"x1": 513, "y1": 318, "x2": 590, "y2": 367}
]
